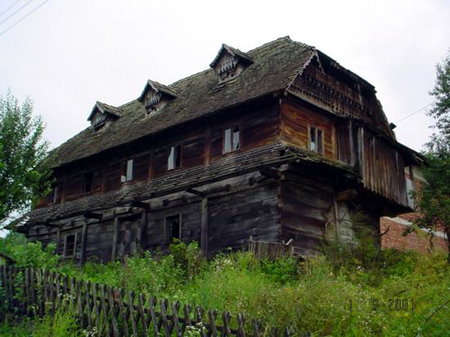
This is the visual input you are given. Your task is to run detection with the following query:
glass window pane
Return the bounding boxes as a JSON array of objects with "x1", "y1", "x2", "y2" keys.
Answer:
[
  {"x1": 310, "y1": 127, "x2": 316, "y2": 151},
  {"x1": 224, "y1": 128, "x2": 231, "y2": 153},
  {"x1": 175, "y1": 145, "x2": 181, "y2": 168},
  {"x1": 168, "y1": 146, "x2": 175, "y2": 170},
  {"x1": 127, "y1": 159, "x2": 133, "y2": 181},
  {"x1": 232, "y1": 127, "x2": 240, "y2": 150},
  {"x1": 317, "y1": 130, "x2": 323, "y2": 154},
  {"x1": 167, "y1": 215, "x2": 181, "y2": 241}
]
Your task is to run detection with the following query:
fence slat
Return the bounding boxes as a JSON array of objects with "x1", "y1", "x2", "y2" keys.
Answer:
[
  {"x1": 0, "y1": 266, "x2": 306, "y2": 337},
  {"x1": 127, "y1": 291, "x2": 138, "y2": 337},
  {"x1": 107, "y1": 286, "x2": 120, "y2": 337}
]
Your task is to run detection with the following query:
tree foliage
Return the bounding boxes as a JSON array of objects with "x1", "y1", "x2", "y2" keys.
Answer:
[
  {"x1": 0, "y1": 90, "x2": 51, "y2": 226},
  {"x1": 415, "y1": 50, "x2": 450, "y2": 261},
  {"x1": 428, "y1": 49, "x2": 450, "y2": 153}
]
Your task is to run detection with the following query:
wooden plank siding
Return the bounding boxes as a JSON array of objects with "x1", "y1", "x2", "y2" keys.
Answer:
[
  {"x1": 38, "y1": 99, "x2": 280, "y2": 208},
  {"x1": 280, "y1": 98, "x2": 337, "y2": 160}
]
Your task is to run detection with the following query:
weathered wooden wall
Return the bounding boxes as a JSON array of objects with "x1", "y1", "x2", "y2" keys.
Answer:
[
  {"x1": 278, "y1": 169, "x2": 335, "y2": 255},
  {"x1": 38, "y1": 99, "x2": 280, "y2": 208},
  {"x1": 336, "y1": 120, "x2": 408, "y2": 206},
  {"x1": 29, "y1": 172, "x2": 282, "y2": 262},
  {"x1": 280, "y1": 98, "x2": 336, "y2": 159}
]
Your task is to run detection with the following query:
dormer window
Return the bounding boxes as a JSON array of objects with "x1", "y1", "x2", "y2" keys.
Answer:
[
  {"x1": 139, "y1": 80, "x2": 177, "y2": 116},
  {"x1": 210, "y1": 44, "x2": 253, "y2": 83},
  {"x1": 87, "y1": 101, "x2": 121, "y2": 132}
]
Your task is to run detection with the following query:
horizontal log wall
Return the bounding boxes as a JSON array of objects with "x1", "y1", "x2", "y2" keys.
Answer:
[
  {"x1": 279, "y1": 171, "x2": 335, "y2": 255},
  {"x1": 29, "y1": 172, "x2": 283, "y2": 263}
]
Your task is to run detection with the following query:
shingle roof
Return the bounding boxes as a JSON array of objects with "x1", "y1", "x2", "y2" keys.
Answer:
[
  {"x1": 209, "y1": 43, "x2": 254, "y2": 68},
  {"x1": 138, "y1": 80, "x2": 178, "y2": 102},
  {"x1": 50, "y1": 36, "x2": 315, "y2": 168},
  {"x1": 87, "y1": 101, "x2": 122, "y2": 121}
]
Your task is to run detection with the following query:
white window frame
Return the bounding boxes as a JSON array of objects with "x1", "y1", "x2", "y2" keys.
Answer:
[
  {"x1": 121, "y1": 159, "x2": 134, "y2": 183},
  {"x1": 223, "y1": 126, "x2": 240, "y2": 154}
]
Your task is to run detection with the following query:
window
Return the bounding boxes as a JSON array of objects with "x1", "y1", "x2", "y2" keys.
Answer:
[
  {"x1": 50, "y1": 186, "x2": 59, "y2": 203},
  {"x1": 166, "y1": 214, "x2": 181, "y2": 242},
  {"x1": 223, "y1": 127, "x2": 240, "y2": 154},
  {"x1": 309, "y1": 126, "x2": 324, "y2": 155},
  {"x1": 64, "y1": 234, "x2": 77, "y2": 257},
  {"x1": 82, "y1": 172, "x2": 93, "y2": 193},
  {"x1": 168, "y1": 145, "x2": 181, "y2": 170},
  {"x1": 121, "y1": 159, "x2": 134, "y2": 183}
]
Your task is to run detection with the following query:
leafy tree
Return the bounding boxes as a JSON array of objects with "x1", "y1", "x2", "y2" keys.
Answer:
[
  {"x1": 0, "y1": 90, "x2": 51, "y2": 227},
  {"x1": 414, "y1": 50, "x2": 450, "y2": 262},
  {"x1": 428, "y1": 49, "x2": 450, "y2": 153}
]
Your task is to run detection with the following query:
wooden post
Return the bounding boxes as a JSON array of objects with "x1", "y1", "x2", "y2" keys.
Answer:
[
  {"x1": 357, "y1": 126, "x2": 365, "y2": 180},
  {"x1": 333, "y1": 197, "x2": 340, "y2": 243},
  {"x1": 111, "y1": 213, "x2": 119, "y2": 261},
  {"x1": 201, "y1": 197, "x2": 209, "y2": 257},
  {"x1": 56, "y1": 226, "x2": 61, "y2": 254},
  {"x1": 80, "y1": 220, "x2": 88, "y2": 263}
]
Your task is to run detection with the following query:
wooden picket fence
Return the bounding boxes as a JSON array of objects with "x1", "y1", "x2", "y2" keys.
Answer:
[{"x1": 0, "y1": 265, "x2": 307, "y2": 337}]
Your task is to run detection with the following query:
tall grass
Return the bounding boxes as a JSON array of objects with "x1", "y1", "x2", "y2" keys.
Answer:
[{"x1": 0, "y1": 233, "x2": 449, "y2": 336}]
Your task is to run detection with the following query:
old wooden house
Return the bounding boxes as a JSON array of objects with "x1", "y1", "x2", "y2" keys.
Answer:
[{"x1": 19, "y1": 37, "x2": 423, "y2": 262}]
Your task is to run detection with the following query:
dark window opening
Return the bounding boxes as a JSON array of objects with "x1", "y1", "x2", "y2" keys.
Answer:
[
  {"x1": 82, "y1": 172, "x2": 93, "y2": 193},
  {"x1": 309, "y1": 126, "x2": 324, "y2": 155},
  {"x1": 64, "y1": 234, "x2": 77, "y2": 257},
  {"x1": 223, "y1": 126, "x2": 240, "y2": 154},
  {"x1": 121, "y1": 159, "x2": 134, "y2": 183},
  {"x1": 166, "y1": 215, "x2": 181, "y2": 242},
  {"x1": 168, "y1": 145, "x2": 181, "y2": 171}
]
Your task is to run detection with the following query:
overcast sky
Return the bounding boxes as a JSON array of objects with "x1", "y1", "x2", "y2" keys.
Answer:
[{"x1": 1, "y1": 0, "x2": 449, "y2": 152}]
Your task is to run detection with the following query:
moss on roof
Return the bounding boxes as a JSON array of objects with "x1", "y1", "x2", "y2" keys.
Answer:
[{"x1": 51, "y1": 36, "x2": 314, "y2": 167}]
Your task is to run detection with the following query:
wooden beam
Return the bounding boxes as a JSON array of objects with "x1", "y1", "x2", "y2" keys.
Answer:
[
  {"x1": 201, "y1": 197, "x2": 209, "y2": 257},
  {"x1": 335, "y1": 189, "x2": 357, "y2": 202},
  {"x1": 259, "y1": 167, "x2": 282, "y2": 179},
  {"x1": 80, "y1": 220, "x2": 88, "y2": 264},
  {"x1": 56, "y1": 226, "x2": 61, "y2": 253},
  {"x1": 186, "y1": 188, "x2": 206, "y2": 198},
  {"x1": 111, "y1": 213, "x2": 119, "y2": 261},
  {"x1": 83, "y1": 211, "x2": 103, "y2": 220},
  {"x1": 131, "y1": 200, "x2": 151, "y2": 210}
]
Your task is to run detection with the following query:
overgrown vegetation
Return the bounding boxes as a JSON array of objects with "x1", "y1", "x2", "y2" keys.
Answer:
[
  {"x1": 0, "y1": 232, "x2": 449, "y2": 336},
  {"x1": 0, "y1": 90, "x2": 52, "y2": 227}
]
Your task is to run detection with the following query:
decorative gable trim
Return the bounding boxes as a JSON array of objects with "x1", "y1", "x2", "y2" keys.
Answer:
[
  {"x1": 87, "y1": 101, "x2": 121, "y2": 131},
  {"x1": 210, "y1": 44, "x2": 253, "y2": 82},
  {"x1": 138, "y1": 80, "x2": 177, "y2": 115}
]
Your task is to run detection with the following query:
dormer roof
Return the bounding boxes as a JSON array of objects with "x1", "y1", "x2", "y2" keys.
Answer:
[
  {"x1": 210, "y1": 44, "x2": 254, "y2": 82},
  {"x1": 138, "y1": 80, "x2": 178, "y2": 103},
  {"x1": 87, "y1": 101, "x2": 122, "y2": 122},
  {"x1": 209, "y1": 44, "x2": 253, "y2": 69}
]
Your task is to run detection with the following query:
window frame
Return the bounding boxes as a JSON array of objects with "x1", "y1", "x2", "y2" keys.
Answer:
[
  {"x1": 63, "y1": 233, "x2": 77, "y2": 258},
  {"x1": 167, "y1": 144, "x2": 182, "y2": 171},
  {"x1": 308, "y1": 125, "x2": 324, "y2": 155},
  {"x1": 121, "y1": 159, "x2": 134, "y2": 183},
  {"x1": 165, "y1": 214, "x2": 182, "y2": 243},
  {"x1": 81, "y1": 171, "x2": 94, "y2": 194},
  {"x1": 49, "y1": 185, "x2": 59, "y2": 204},
  {"x1": 222, "y1": 126, "x2": 241, "y2": 154}
]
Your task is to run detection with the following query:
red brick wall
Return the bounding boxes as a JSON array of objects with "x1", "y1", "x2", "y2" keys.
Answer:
[{"x1": 381, "y1": 213, "x2": 448, "y2": 253}]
